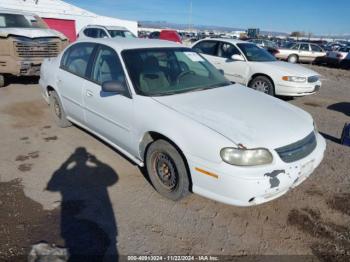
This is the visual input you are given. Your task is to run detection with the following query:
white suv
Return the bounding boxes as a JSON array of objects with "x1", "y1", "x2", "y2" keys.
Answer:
[{"x1": 78, "y1": 25, "x2": 136, "y2": 39}]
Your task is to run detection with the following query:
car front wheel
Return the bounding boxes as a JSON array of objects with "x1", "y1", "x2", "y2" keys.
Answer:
[
  {"x1": 249, "y1": 76, "x2": 275, "y2": 96},
  {"x1": 288, "y1": 54, "x2": 298, "y2": 63},
  {"x1": 49, "y1": 90, "x2": 72, "y2": 128},
  {"x1": 146, "y1": 139, "x2": 190, "y2": 201},
  {"x1": 0, "y1": 74, "x2": 5, "y2": 88}
]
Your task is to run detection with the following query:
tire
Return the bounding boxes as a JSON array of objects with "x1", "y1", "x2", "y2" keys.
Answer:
[
  {"x1": 0, "y1": 74, "x2": 5, "y2": 88},
  {"x1": 288, "y1": 54, "x2": 298, "y2": 63},
  {"x1": 49, "y1": 90, "x2": 72, "y2": 128},
  {"x1": 249, "y1": 76, "x2": 275, "y2": 96},
  {"x1": 146, "y1": 139, "x2": 190, "y2": 201}
]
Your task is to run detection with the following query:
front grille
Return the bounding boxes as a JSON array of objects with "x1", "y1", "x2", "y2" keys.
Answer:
[
  {"x1": 276, "y1": 132, "x2": 317, "y2": 163},
  {"x1": 14, "y1": 40, "x2": 60, "y2": 58},
  {"x1": 308, "y1": 75, "x2": 319, "y2": 83}
]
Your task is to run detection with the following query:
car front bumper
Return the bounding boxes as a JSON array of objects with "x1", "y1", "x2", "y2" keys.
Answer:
[
  {"x1": 0, "y1": 56, "x2": 43, "y2": 76},
  {"x1": 187, "y1": 132, "x2": 326, "y2": 206},
  {"x1": 275, "y1": 80, "x2": 322, "y2": 96}
]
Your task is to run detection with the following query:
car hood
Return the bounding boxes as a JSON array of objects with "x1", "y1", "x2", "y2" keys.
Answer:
[
  {"x1": 256, "y1": 61, "x2": 319, "y2": 77},
  {"x1": 0, "y1": 28, "x2": 67, "y2": 40},
  {"x1": 152, "y1": 85, "x2": 314, "y2": 149}
]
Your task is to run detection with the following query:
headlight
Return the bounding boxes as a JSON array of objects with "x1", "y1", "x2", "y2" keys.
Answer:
[
  {"x1": 220, "y1": 148, "x2": 273, "y2": 166},
  {"x1": 282, "y1": 76, "x2": 306, "y2": 83}
]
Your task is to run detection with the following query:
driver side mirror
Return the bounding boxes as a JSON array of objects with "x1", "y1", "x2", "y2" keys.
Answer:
[
  {"x1": 230, "y1": 54, "x2": 245, "y2": 61},
  {"x1": 101, "y1": 80, "x2": 130, "y2": 98}
]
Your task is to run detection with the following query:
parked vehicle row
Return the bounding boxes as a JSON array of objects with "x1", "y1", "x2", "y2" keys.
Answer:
[
  {"x1": 324, "y1": 46, "x2": 350, "y2": 69},
  {"x1": 0, "y1": 9, "x2": 69, "y2": 87},
  {"x1": 39, "y1": 38, "x2": 326, "y2": 206},
  {"x1": 192, "y1": 39, "x2": 321, "y2": 96}
]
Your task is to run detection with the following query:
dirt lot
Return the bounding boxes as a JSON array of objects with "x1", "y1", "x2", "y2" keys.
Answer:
[{"x1": 0, "y1": 66, "x2": 349, "y2": 262}]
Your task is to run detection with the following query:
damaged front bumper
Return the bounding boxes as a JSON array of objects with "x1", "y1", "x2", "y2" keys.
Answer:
[
  {"x1": 0, "y1": 56, "x2": 43, "y2": 76},
  {"x1": 188, "y1": 132, "x2": 326, "y2": 206}
]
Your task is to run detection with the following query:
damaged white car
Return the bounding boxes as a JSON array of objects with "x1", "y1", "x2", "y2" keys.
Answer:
[{"x1": 39, "y1": 38, "x2": 326, "y2": 206}]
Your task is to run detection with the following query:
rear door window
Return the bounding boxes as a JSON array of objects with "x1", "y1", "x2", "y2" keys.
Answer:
[
  {"x1": 290, "y1": 44, "x2": 300, "y2": 50},
  {"x1": 96, "y1": 29, "x2": 108, "y2": 38},
  {"x1": 311, "y1": 45, "x2": 323, "y2": 52},
  {"x1": 91, "y1": 46, "x2": 126, "y2": 85},
  {"x1": 61, "y1": 43, "x2": 96, "y2": 77},
  {"x1": 300, "y1": 44, "x2": 310, "y2": 51},
  {"x1": 217, "y1": 42, "x2": 241, "y2": 59},
  {"x1": 84, "y1": 28, "x2": 97, "y2": 38},
  {"x1": 192, "y1": 41, "x2": 219, "y2": 56}
]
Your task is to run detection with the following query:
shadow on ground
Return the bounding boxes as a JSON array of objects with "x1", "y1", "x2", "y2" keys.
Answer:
[
  {"x1": 47, "y1": 147, "x2": 119, "y2": 262},
  {"x1": 3, "y1": 76, "x2": 39, "y2": 87},
  {"x1": 328, "y1": 102, "x2": 350, "y2": 117},
  {"x1": 320, "y1": 132, "x2": 340, "y2": 144}
]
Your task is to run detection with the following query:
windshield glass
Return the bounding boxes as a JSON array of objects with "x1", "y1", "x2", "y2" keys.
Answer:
[
  {"x1": 122, "y1": 48, "x2": 230, "y2": 96},
  {"x1": 0, "y1": 13, "x2": 48, "y2": 28},
  {"x1": 237, "y1": 43, "x2": 276, "y2": 62},
  {"x1": 108, "y1": 30, "x2": 135, "y2": 38}
]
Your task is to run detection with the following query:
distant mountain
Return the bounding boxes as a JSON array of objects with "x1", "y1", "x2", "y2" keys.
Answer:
[{"x1": 139, "y1": 21, "x2": 289, "y2": 36}]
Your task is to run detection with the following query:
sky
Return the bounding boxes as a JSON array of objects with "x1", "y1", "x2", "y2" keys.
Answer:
[{"x1": 65, "y1": 0, "x2": 350, "y2": 35}]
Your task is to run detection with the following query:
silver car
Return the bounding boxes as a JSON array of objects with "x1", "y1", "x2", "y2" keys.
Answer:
[{"x1": 276, "y1": 42, "x2": 326, "y2": 63}]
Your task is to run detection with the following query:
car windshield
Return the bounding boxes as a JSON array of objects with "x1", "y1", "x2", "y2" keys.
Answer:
[
  {"x1": 237, "y1": 43, "x2": 276, "y2": 62},
  {"x1": 339, "y1": 47, "x2": 350, "y2": 52},
  {"x1": 0, "y1": 13, "x2": 48, "y2": 28},
  {"x1": 108, "y1": 30, "x2": 136, "y2": 38},
  {"x1": 122, "y1": 48, "x2": 230, "y2": 96}
]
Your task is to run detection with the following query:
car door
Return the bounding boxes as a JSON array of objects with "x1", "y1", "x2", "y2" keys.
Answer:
[
  {"x1": 83, "y1": 44, "x2": 134, "y2": 152},
  {"x1": 311, "y1": 44, "x2": 326, "y2": 60},
  {"x1": 299, "y1": 43, "x2": 312, "y2": 62},
  {"x1": 210, "y1": 41, "x2": 250, "y2": 84},
  {"x1": 192, "y1": 40, "x2": 219, "y2": 62},
  {"x1": 58, "y1": 42, "x2": 96, "y2": 124}
]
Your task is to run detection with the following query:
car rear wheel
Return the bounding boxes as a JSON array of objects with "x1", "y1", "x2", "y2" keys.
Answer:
[
  {"x1": 288, "y1": 54, "x2": 298, "y2": 63},
  {"x1": 49, "y1": 90, "x2": 72, "y2": 128},
  {"x1": 249, "y1": 76, "x2": 275, "y2": 96},
  {"x1": 146, "y1": 139, "x2": 190, "y2": 201},
  {"x1": 0, "y1": 74, "x2": 5, "y2": 88}
]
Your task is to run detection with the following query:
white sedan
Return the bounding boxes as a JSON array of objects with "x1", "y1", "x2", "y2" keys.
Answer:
[
  {"x1": 39, "y1": 38, "x2": 326, "y2": 206},
  {"x1": 192, "y1": 39, "x2": 322, "y2": 97}
]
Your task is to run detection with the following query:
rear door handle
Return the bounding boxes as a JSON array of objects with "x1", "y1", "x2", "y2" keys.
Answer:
[{"x1": 86, "y1": 90, "x2": 93, "y2": 97}]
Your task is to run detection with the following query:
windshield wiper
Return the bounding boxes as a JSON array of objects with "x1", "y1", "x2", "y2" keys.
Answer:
[{"x1": 149, "y1": 82, "x2": 230, "y2": 97}]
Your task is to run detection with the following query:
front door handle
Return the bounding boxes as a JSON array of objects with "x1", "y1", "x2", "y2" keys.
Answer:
[{"x1": 86, "y1": 90, "x2": 93, "y2": 97}]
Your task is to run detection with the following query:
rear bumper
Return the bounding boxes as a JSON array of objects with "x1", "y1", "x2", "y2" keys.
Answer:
[
  {"x1": 187, "y1": 133, "x2": 326, "y2": 207},
  {"x1": 0, "y1": 56, "x2": 43, "y2": 76}
]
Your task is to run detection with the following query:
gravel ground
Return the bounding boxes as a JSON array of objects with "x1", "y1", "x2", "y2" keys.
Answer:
[{"x1": 0, "y1": 65, "x2": 349, "y2": 262}]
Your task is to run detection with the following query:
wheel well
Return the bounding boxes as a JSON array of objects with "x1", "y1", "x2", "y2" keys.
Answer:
[
  {"x1": 140, "y1": 132, "x2": 180, "y2": 161},
  {"x1": 47, "y1": 86, "x2": 55, "y2": 95},
  {"x1": 140, "y1": 131, "x2": 193, "y2": 190},
  {"x1": 248, "y1": 73, "x2": 275, "y2": 89}
]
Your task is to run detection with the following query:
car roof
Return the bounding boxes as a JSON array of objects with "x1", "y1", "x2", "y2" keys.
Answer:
[
  {"x1": 84, "y1": 25, "x2": 128, "y2": 31},
  {"x1": 75, "y1": 38, "x2": 186, "y2": 51},
  {"x1": 0, "y1": 8, "x2": 36, "y2": 16},
  {"x1": 197, "y1": 38, "x2": 248, "y2": 45}
]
